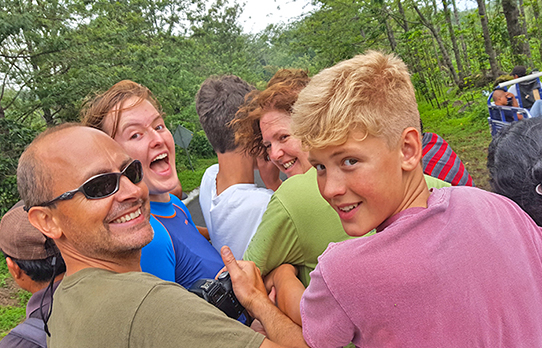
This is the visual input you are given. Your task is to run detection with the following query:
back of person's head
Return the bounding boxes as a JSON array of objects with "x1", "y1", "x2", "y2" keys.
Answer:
[
  {"x1": 492, "y1": 89, "x2": 506, "y2": 104},
  {"x1": 512, "y1": 66, "x2": 527, "y2": 78},
  {"x1": 488, "y1": 117, "x2": 542, "y2": 226},
  {"x1": 81, "y1": 80, "x2": 162, "y2": 138},
  {"x1": 292, "y1": 50, "x2": 420, "y2": 150},
  {"x1": 196, "y1": 75, "x2": 255, "y2": 154},
  {"x1": 233, "y1": 69, "x2": 310, "y2": 157},
  {"x1": 0, "y1": 201, "x2": 66, "y2": 283}
]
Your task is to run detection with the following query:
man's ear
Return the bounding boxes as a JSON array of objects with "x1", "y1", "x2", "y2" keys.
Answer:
[
  {"x1": 6, "y1": 257, "x2": 22, "y2": 280},
  {"x1": 400, "y1": 127, "x2": 423, "y2": 172},
  {"x1": 27, "y1": 207, "x2": 63, "y2": 240}
]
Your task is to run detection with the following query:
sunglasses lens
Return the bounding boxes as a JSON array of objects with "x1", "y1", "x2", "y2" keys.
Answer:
[
  {"x1": 125, "y1": 160, "x2": 143, "y2": 184},
  {"x1": 83, "y1": 174, "x2": 119, "y2": 198}
]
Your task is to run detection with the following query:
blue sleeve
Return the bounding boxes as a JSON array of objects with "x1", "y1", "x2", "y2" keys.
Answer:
[
  {"x1": 140, "y1": 216, "x2": 176, "y2": 282},
  {"x1": 169, "y1": 194, "x2": 197, "y2": 228}
]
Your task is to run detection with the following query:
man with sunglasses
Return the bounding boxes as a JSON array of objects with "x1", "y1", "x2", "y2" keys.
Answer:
[
  {"x1": 81, "y1": 80, "x2": 224, "y2": 289},
  {"x1": 19, "y1": 124, "x2": 307, "y2": 347}
]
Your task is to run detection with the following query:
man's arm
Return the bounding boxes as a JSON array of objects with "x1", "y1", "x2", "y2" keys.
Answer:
[{"x1": 221, "y1": 246, "x2": 309, "y2": 348}]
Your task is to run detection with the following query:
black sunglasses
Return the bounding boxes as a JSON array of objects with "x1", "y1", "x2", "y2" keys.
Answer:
[{"x1": 24, "y1": 160, "x2": 143, "y2": 212}]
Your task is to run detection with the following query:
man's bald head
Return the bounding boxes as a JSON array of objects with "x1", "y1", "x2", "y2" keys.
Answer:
[{"x1": 18, "y1": 123, "x2": 82, "y2": 209}]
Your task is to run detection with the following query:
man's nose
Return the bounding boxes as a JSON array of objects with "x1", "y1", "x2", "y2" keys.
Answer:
[{"x1": 116, "y1": 175, "x2": 145, "y2": 202}]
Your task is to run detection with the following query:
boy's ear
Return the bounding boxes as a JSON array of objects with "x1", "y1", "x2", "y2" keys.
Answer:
[
  {"x1": 400, "y1": 127, "x2": 423, "y2": 172},
  {"x1": 27, "y1": 207, "x2": 63, "y2": 240}
]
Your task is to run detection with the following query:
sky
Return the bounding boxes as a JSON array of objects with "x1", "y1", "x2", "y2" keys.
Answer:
[{"x1": 237, "y1": 0, "x2": 317, "y2": 34}]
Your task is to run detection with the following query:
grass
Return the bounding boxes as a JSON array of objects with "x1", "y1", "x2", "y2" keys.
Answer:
[
  {"x1": 418, "y1": 92, "x2": 493, "y2": 190},
  {"x1": 177, "y1": 157, "x2": 218, "y2": 194},
  {"x1": 0, "y1": 257, "x2": 30, "y2": 339}
]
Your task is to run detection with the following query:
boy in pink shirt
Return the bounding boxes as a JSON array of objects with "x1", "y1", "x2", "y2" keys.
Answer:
[{"x1": 287, "y1": 51, "x2": 542, "y2": 347}]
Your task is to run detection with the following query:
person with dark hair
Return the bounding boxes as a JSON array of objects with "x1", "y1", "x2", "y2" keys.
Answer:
[
  {"x1": 18, "y1": 124, "x2": 307, "y2": 347},
  {"x1": 196, "y1": 75, "x2": 277, "y2": 259},
  {"x1": 488, "y1": 116, "x2": 542, "y2": 225},
  {"x1": 0, "y1": 201, "x2": 65, "y2": 348},
  {"x1": 82, "y1": 80, "x2": 224, "y2": 289}
]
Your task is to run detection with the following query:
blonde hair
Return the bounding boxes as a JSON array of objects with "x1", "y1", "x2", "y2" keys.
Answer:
[
  {"x1": 291, "y1": 51, "x2": 420, "y2": 150},
  {"x1": 81, "y1": 80, "x2": 162, "y2": 138}
]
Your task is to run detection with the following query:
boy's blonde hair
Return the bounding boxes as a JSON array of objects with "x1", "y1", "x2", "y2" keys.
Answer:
[{"x1": 292, "y1": 51, "x2": 420, "y2": 149}]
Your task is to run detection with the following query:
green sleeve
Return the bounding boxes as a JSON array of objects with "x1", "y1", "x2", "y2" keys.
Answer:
[
  {"x1": 130, "y1": 283, "x2": 265, "y2": 348},
  {"x1": 423, "y1": 174, "x2": 451, "y2": 189},
  {"x1": 243, "y1": 193, "x2": 304, "y2": 277}
]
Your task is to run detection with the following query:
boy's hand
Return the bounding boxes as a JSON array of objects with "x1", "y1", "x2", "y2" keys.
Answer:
[{"x1": 220, "y1": 246, "x2": 270, "y2": 317}]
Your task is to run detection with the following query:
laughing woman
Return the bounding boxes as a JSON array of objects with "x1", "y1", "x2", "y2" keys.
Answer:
[{"x1": 81, "y1": 80, "x2": 224, "y2": 288}]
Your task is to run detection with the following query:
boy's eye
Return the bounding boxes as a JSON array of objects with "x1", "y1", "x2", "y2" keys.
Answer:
[
  {"x1": 344, "y1": 159, "x2": 358, "y2": 166},
  {"x1": 155, "y1": 124, "x2": 165, "y2": 131},
  {"x1": 314, "y1": 164, "x2": 326, "y2": 171}
]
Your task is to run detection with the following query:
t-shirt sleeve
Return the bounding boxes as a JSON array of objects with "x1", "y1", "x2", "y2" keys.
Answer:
[
  {"x1": 130, "y1": 283, "x2": 265, "y2": 348},
  {"x1": 300, "y1": 262, "x2": 356, "y2": 348},
  {"x1": 243, "y1": 194, "x2": 304, "y2": 276}
]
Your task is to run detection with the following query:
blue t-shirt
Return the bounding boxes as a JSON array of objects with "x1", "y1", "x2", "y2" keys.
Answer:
[
  {"x1": 140, "y1": 216, "x2": 176, "y2": 282},
  {"x1": 150, "y1": 194, "x2": 224, "y2": 288}
]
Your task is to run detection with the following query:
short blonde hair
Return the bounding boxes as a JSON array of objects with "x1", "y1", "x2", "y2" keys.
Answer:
[{"x1": 292, "y1": 51, "x2": 420, "y2": 149}]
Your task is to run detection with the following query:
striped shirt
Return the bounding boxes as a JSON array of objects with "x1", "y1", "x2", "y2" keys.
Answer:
[{"x1": 422, "y1": 132, "x2": 474, "y2": 186}]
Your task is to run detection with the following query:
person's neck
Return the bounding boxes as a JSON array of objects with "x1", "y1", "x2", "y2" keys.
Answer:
[
  {"x1": 60, "y1": 245, "x2": 142, "y2": 277},
  {"x1": 396, "y1": 167, "x2": 431, "y2": 214},
  {"x1": 149, "y1": 192, "x2": 170, "y2": 202},
  {"x1": 216, "y1": 152, "x2": 255, "y2": 195},
  {"x1": 29, "y1": 274, "x2": 65, "y2": 294}
]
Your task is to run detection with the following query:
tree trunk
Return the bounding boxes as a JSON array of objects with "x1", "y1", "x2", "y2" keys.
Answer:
[
  {"x1": 442, "y1": 0, "x2": 464, "y2": 80},
  {"x1": 517, "y1": 0, "x2": 533, "y2": 62},
  {"x1": 413, "y1": 3, "x2": 460, "y2": 87},
  {"x1": 476, "y1": 0, "x2": 500, "y2": 80},
  {"x1": 396, "y1": 0, "x2": 409, "y2": 32},
  {"x1": 383, "y1": 11, "x2": 397, "y2": 51},
  {"x1": 451, "y1": 0, "x2": 470, "y2": 71},
  {"x1": 502, "y1": 0, "x2": 532, "y2": 64}
]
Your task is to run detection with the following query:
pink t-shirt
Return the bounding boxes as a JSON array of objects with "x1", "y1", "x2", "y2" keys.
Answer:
[{"x1": 301, "y1": 187, "x2": 542, "y2": 348}]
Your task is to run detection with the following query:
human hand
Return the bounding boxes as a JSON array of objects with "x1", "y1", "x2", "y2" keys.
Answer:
[
  {"x1": 220, "y1": 246, "x2": 270, "y2": 317},
  {"x1": 256, "y1": 154, "x2": 282, "y2": 191}
]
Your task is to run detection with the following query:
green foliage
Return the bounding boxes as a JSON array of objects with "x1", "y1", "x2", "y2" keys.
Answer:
[
  {"x1": 177, "y1": 157, "x2": 218, "y2": 193},
  {"x1": 0, "y1": 306, "x2": 25, "y2": 338},
  {"x1": 187, "y1": 131, "x2": 215, "y2": 159},
  {"x1": 0, "y1": 119, "x2": 39, "y2": 215}
]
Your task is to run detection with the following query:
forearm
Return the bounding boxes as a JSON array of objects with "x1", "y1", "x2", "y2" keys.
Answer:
[
  {"x1": 197, "y1": 226, "x2": 210, "y2": 241},
  {"x1": 251, "y1": 297, "x2": 308, "y2": 348},
  {"x1": 266, "y1": 265, "x2": 305, "y2": 326}
]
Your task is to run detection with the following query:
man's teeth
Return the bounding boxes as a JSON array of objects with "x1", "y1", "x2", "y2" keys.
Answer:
[
  {"x1": 283, "y1": 159, "x2": 296, "y2": 169},
  {"x1": 114, "y1": 208, "x2": 142, "y2": 223},
  {"x1": 339, "y1": 204, "x2": 359, "y2": 213},
  {"x1": 152, "y1": 153, "x2": 167, "y2": 162}
]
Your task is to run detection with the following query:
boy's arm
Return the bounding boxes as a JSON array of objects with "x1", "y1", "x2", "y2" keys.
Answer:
[
  {"x1": 221, "y1": 247, "x2": 309, "y2": 348},
  {"x1": 196, "y1": 226, "x2": 210, "y2": 241},
  {"x1": 264, "y1": 264, "x2": 305, "y2": 326}
]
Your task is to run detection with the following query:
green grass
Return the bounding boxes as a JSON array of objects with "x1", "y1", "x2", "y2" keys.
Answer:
[
  {"x1": 177, "y1": 157, "x2": 218, "y2": 194},
  {"x1": 0, "y1": 257, "x2": 31, "y2": 339},
  {"x1": 418, "y1": 92, "x2": 493, "y2": 190}
]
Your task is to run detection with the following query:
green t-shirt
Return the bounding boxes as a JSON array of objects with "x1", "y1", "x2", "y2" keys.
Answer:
[
  {"x1": 48, "y1": 268, "x2": 264, "y2": 348},
  {"x1": 243, "y1": 168, "x2": 450, "y2": 287}
]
